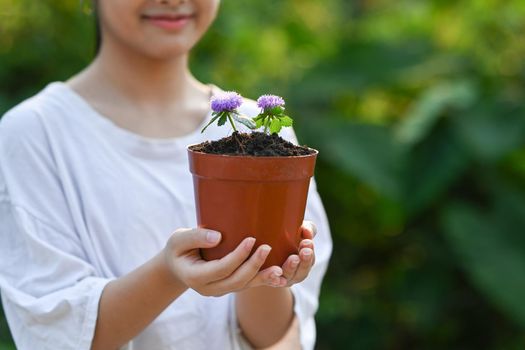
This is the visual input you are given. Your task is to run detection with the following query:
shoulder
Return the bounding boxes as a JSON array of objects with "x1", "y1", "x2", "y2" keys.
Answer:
[
  {"x1": 0, "y1": 98, "x2": 46, "y2": 153},
  {"x1": 0, "y1": 82, "x2": 66, "y2": 154},
  {"x1": 1, "y1": 82, "x2": 68, "y2": 131}
]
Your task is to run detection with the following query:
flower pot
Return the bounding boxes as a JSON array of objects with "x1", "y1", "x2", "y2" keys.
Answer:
[{"x1": 187, "y1": 147, "x2": 318, "y2": 269}]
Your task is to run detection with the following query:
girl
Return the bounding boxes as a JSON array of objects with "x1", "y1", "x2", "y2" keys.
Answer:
[{"x1": 0, "y1": 0, "x2": 332, "y2": 349}]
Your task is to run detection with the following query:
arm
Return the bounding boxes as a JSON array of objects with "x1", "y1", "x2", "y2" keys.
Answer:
[
  {"x1": 235, "y1": 287, "x2": 295, "y2": 348},
  {"x1": 91, "y1": 252, "x2": 186, "y2": 350},
  {"x1": 92, "y1": 228, "x2": 284, "y2": 349}
]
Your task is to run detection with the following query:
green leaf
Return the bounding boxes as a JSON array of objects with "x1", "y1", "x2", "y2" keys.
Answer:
[
  {"x1": 270, "y1": 106, "x2": 285, "y2": 115},
  {"x1": 302, "y1": 118, "x2": 404, "y2": 200},
  {"x1": 270, "y1": 118, "x2": 282, "y2": 134},
  {"x1": 233, "y1": 113, "x2": 256, "y2": 129},
  {"x1": 253, "y1": 114, "x2": 265, "y2": 121},
  {"x1": 402, "y1": 122, "x2": 470, "y2": 215},
  {"x1": 201, "y1": 113, "x2": 221, "y2": 133},
  {"x1": 218, "y1": 114, "x2": 228, "y2": 126},
  {"x1": 279, "y1": 116, "x2": 294, "y2": 127},
  {"x1": 255, "y1": 118, "x2": 264, "y2": 129},
  {"x1": 452, "y1": 102, "x2": 525, "y2": 162},
  {"x1": 442, "y1": 192, "x2": 525, "y2": 327},
  {"x1": 396, "y1": 80, "x2": 477, "y2": 145}
]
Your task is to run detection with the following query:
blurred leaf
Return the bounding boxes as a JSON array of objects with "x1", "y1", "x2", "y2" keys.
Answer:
[
  {"x1": 280, "y1": 116, "x2": 293, "y2": 127},
  {"x1": 402, "y1": 122, "x2": 470, "y2": 215},
  {"x1": 303, "y1": 119, "x2": 405, "y2": 200},
  {"x1": 442, "y1": 192, "x2": 525, "y2": 327},
  {"x1": 290, "y1": 40, "x2": 434, "y2": 103},
  {"x1": 0, "y1": 343, "x2": 16, "y2": 350},
  {"x1": 396, "y1": 80, "x2": 477, "y2": 145},
  {"x1": 452, "y1": 102, "x2": 525, "y2": 162}
]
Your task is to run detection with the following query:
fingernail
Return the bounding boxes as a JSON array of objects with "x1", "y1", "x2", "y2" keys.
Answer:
[
  {"x1": 244, "y1": 237, "x2": 256, "y2": 250},
  {"x1": 290, "y1": 258, "x2": 299, "y2": 268},
  {"x1": 206, "y1": 231, "x2": 221, "y2": 243},
  {"x1": 302, "y1": 248, "x2": 313, "y2": 257},
  {"x1": 259, "y1": 245, "x2": 271, "y2": 257}
]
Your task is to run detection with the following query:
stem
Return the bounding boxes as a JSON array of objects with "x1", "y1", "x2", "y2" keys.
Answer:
[
  {"x1": 232, "y1": 129, "x2": 246, "y2": 153},
  {"x1": 228, "y1": 115, "x2": 238, "y2": 132}
]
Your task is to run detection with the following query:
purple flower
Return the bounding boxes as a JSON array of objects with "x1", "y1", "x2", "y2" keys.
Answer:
[
  {"x1": 257, "y1": 94, "x2": 285, "y2": 110},
  {"x1": 211, "y1": 91, "x2": 243, "y2": 113}
]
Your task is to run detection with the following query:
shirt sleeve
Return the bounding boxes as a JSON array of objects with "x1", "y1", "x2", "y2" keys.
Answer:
[
  {"x1": 230, "y1": 126, "x2": 333, "y2": 350},
  {"x1": 0, "y1": 104, "x2": 111, "y2": 350}
]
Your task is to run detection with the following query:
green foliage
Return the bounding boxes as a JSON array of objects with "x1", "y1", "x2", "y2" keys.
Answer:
[
  {"x1": 232, "y1": 112, "x2": 257, "y2": 131},
  {"x1": 201, "y1": 111, "x2": 225, "y2": 132},
  {"x1": 0, "y1": 304, "x2": 13, "y2": 349},
  {"x1": 253, "y1": 106, "x2": 293, "y2": 135},
  {"x1": 2, "y1": 0, "x2": 525, "y2": 349},
  {"x1": 202, "y1": 93, "x2": 292, "y2": 135},
  {"x1": 443, "y1": 192, "x2": 525, "y2": 327}
]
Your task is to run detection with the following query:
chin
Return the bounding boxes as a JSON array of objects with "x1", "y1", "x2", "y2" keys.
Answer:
[{"x1": 141, "y1": 42, "x2": 195, "y2": 61}]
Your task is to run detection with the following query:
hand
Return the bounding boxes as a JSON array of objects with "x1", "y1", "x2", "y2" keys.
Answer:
[
  {"x1": 163, "y1": 228, "x2": 284, "y2": 297},
  {"x1": 271, "y1": 220, "x2": 317, "y2": 288}
]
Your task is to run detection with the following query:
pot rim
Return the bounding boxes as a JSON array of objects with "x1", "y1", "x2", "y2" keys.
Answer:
[{"x1": 187, "y1": 144, "x2": 319, "y2": 159}]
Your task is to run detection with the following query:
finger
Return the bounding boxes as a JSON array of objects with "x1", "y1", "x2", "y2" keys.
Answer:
[
  {"x1": 282, "y1": 254, "x2": 300, "y2": 281},
  {"x1": 188, "y1": 237, "x2": 256, "y2": 284},
  {"x1": 291, "y1": 247, "x2": 315, "y2": 284},
  {"x1": 301, "y1": 221, "x2": 317, "y2": 239},
  {"x1": 168, "y1": 228, "x2": 222, "y2": 254},
  {"x1": 246, "y1": 266, "x2": 286, "y2": 288},
  {"x1": 299, "y1": 239, "x2": 314, "y2": 250},
  {"x1": 208, "y1": 244, "x2": 273, "y2": 291},
  {"x1": 301, "y1": 241, "x2": 316, "y2": 266}
]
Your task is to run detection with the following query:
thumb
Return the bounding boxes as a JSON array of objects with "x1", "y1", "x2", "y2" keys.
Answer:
[
  {"x1": 301, "y1": 221, "x2": 317, "y2": 239},
  {"x1": 169, "y1": 228, "x2": 222, "y2": 254}
]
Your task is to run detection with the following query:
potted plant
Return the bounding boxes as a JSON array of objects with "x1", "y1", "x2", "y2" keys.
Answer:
[{"x1": 187, "y1": 92, "x2": 318, "y2": 269}]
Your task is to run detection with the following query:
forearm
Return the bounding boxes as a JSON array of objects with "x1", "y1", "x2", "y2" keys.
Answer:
[
  {"x1": 235, "y1": 286, "x2": 294, "y2": 348},
  {"x1": 91, "y1": 251, "x2": 187, "y2": 350}
]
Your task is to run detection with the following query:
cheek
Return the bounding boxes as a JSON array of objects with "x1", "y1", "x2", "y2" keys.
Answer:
[
  {"x1": 196, "y1": 0, "x2": 220, "y2": 32},
  {"x1": 99, "y1": 1, "x2": 142, "y2": 43}
]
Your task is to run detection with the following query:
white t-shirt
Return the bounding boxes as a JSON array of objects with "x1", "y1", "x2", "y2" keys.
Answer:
[{"x1": 0, "y1": 82, "x2": 333, "y2": 350}]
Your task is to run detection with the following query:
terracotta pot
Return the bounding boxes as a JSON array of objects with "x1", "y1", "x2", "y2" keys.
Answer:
[{"x1": 187, "y1": 147, "x2": 318, "y2": 269}]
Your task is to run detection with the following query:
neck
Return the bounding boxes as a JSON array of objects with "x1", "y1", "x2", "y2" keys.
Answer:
[{"x1": 87, "y1": 38, "x2": 203, "y2": 105}]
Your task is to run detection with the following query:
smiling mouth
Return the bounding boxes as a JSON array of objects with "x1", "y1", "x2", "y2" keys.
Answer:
[{"x1": 141, "y1": 14, "x2": 195, "y2": 31}]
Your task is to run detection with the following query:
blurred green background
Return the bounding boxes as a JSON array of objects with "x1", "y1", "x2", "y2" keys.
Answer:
[{"x1": 1, "y1": 0, "x2": 525, "y2": 349}]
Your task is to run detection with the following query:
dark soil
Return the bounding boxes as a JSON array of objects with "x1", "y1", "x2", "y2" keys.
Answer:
[{"x1": 190, "y1": 132, "x2": 316, "y2": 157}]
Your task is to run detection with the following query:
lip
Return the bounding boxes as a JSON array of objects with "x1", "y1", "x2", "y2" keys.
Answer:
[{"x1": 142, "y1": 14, "x2": 194, "y2": 31}]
